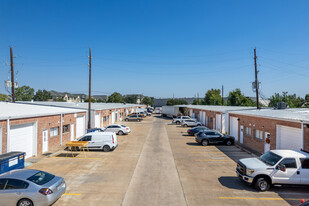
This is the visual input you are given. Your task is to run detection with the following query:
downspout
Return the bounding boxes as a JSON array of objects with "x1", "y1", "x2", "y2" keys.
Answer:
[
  {"x1": 301, "y1": 121, "x2": 304, "y2": 150},
  {"x1": 60, "y1": 113, "x2": 63, "y2": 146},
  {"x1": 6, "y1": 117, "x2": 10, "y2": 153}
]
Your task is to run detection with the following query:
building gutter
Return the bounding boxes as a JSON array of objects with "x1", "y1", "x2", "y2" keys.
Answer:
[{"x1": 6, "y1": 117, "x2": 10, "y2": 153}]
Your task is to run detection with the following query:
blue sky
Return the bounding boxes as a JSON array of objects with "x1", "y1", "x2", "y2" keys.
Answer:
[{"x1": 0, "y1": 0, "x2": 309, "y2": 99}]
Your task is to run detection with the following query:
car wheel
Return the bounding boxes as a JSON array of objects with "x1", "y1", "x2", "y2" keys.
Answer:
[
  {"x1": 118, "y1": 131, "x2": 124, "y2": 135},
  {"x1": 202, "y1": 140, "x2": 209, "y2": 146},
  {"x1": 137, "y1": 119, "x2": 140, "y2": 122},
  {"x1": 103, "y1": 145, "x2": 111, "y2": 152},
  {"x1": 225, "y1": 140, "x2": 232, "y2": 146},
  {"x1": 184, "y1": 124, "x2": 187, "y2": 127},
  {"x1": 18, "y1": 198, "x2": 33, "y2": 206},
  {"x1": 125, "y1": 118, "x2": 128, "y2": 121},
  {"x1": 254, "y1": 177, "x2": 270, "y2": 191},
  {"x1": 176, "y1": 121, "x2": 180, "y2": 125},
  {"x1": 197, "y1": 124, "x2": 201, "y2": 126}
]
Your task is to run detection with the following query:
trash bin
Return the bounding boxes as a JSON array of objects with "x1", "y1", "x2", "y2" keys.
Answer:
[{"x1": 0, "y1": 152, "x2": 25, "y2": 174}]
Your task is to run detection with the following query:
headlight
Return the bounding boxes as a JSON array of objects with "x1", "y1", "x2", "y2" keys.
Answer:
[{"x1": 246, "y1": 168, "x2": 255, "y2": 176}]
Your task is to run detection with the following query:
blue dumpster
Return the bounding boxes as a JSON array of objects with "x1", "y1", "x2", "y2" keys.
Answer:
[{"x1": 0, "y1": 152, "x2": 25, "y2": 174}]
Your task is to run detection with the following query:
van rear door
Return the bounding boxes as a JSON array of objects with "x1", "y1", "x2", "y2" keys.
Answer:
[{"x1": 112, "y1": 133, "x2": 118, "y2": 145}]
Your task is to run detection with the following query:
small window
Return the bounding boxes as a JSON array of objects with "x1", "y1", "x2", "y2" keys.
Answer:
[
  {"x1": 5, "y1": 179, "x2": 29, "y2": 189},
  {"x1": 254, "y1": 129, "x2": 263, "y2": 140},
  {"x1": 50, "y1": 127, "x2": 59, "y2": 137},
  {"x1": 63, "y1": 124, "x2": 70, "y2": 133},
  {"x1": 80, "y1": 136, "x2": 91, "y2": 141},
  {"x1": 280, "y1": 158, "x2": 297, "y2": 168},
  {"x1": 27, "y1": 171, "x2": 55, "y2": 185},
  {"x1": 300, "y1": 158, "x2": 309, "y2": 169},
  {"x1": 245, "y1": 127, "x2": 251, "y2": 137},
  {"x1": 209, "y1": 117, "x2": 213, "y2": 122},
  {"x1": 0, "y1": 179, "x2": 6, "y2": 190}
]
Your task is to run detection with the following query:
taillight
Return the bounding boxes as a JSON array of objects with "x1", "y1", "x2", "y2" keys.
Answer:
[
  {"x1": 126, "y1": 128, "x2": 129, "y2": 130},
  {"x1": 112, "y1": 137, "x2": 114, "y2": 143},
  {"x1": 39, "y1": 188, "x2": 53, "y2": 195}
]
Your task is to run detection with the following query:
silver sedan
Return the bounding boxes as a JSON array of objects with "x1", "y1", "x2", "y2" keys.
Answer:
[{"x1": 0, "y1": 169, "x2": 66, "y2": 206}]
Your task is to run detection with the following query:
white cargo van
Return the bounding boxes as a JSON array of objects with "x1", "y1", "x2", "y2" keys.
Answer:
[{"x1": 78, "y1": 132, "x2": 118, "y2": 152}]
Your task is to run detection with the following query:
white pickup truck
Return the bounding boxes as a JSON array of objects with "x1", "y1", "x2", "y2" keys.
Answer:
[
  {"x1": 172, "y1": 116, "x2": 196, "y2": 125},
  {"x1": 236, "y1": 150, "x2": 309, "y2": 191}
]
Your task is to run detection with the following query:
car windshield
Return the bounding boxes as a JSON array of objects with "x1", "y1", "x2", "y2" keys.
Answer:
[
  {"x1": 121, "y1": 125, "x2": 126, "y2": 127},
  {"x1": 260, "y1": 151, "x2": 282, "y2": 166},
  {"x1": 27, "y1": 171, "x2": 55, "y2": 185}
]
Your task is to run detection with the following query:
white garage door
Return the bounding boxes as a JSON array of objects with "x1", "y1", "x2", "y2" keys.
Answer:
[
  {"x1": 216, "y1": 114, "x2": 222, "y2": 132},
  {"x1": 112, "y1": 112, "x2": 116, "y2": 124},
  {"x1": 277, "y1": 125, "x2": 303, "y2": 150},
  {"x1": 95, "y1": 113, "x2": 100, "y2": 128},
  {"x1": 230, "y1": 117, "x2": 239, "y2": 141},
  {"x1": 76, "y1": 116, "x2": 85, "y2": 138},
  {"x1": 10, "y1": 123, "x2": 35, "y2": 158},
  {"x1": 222, "y1": 113, "x2": 229, "y2": 134}
]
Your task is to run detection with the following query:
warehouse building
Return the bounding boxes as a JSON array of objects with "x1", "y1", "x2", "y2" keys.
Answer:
[
  {"x1": 229, "y1": 108, "x2": 309, "y2": 154},
  {"x1": 0, "y1": 102, "x2": 86, "y2": 158},
  {"x1": 19, "y1": 102, "x2": 144, "y2": 128}
]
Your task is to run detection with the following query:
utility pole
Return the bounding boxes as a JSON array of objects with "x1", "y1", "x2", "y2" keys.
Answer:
[
  {"x1": 221, "y1": 85, "x2": 224, "y2": 105},
  {"x1": 10, "y1": 47, "x2": 15, "y2": 103},
  {"x1": 254, "y1": 48, "x2": 260, "y2": 109},
  {"x1": 88, "y1": 48, "x2": 92, "y2": 129}
]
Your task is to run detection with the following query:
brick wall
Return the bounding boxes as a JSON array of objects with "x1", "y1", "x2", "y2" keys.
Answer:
[
  {"x1": 229, "y1": 113, "x2": 302, "y2": 154},
  {"x1": 304, "y1": 126, "x2": 309, "y2": 151}
]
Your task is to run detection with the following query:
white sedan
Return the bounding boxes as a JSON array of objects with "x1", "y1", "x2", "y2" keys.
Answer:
[{"x1": 104, "y1": 124, "x2": 131, "y2": 135}]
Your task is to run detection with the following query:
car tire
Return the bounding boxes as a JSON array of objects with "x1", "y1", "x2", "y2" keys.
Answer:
[
  {"x1": 125, "y1": 119, "x2": 128, "y2": 121},
  {"x1": 176, "y1": 121, "x2": 180, "y2": 125},
  {"x1": 18, "y1": 198, "x2": 33, "y2": 206},
  {"x1": 197, "y1": 124, "x2": 201, "y2": 126},
  {"x1": 184, "y1": 124, "x2": 188, "y2": 127},
  {"x1": 103, "y1": 145, "x2": 111, "y2": 152},
  {"x1": 118, "y1": 131, "x2": 124, "y2": 135},
  {"x1": 202, "y1": 140, "x2": 209, "y2": 146},
  {"x1": 137, "y1": 119, "x2": 140, "y2": 122},
  {"x1": 225, "y1": 140, "x2": 233, "y2": 146},
  {"x1": 254, "y1": 177, "x2": 270, "y2": 191}
]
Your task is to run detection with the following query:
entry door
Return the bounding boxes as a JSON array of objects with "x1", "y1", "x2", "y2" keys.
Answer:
[
  {"x1": 240, "y1": 125, "x2": 244, "y2": 144},
  {"x1": 264, "y1": 132, "x2": 270, "y2": 153},
  {"x1": 42, "y1": 130, "x2": 48, "y2": 153},
  {"x1": 71, "y1": 124, "x2": 75, "y2": 141}
]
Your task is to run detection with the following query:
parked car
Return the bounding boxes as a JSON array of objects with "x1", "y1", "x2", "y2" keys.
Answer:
[
  {"x1": 146, "y1": 112, "x2": 152, "y2": 116},
  {"x1": 0, "y1": 169, "x2": 66, "y2": 206},
  {"x1": 78, "y1": 132, "x2": 118, "y2": 152},
  {"x1": 155, "y1": 108, "x2": 161, "y2": 114},
  {"x1": 125, "y1": 114, "x2": 143, "y2": 122},
  {"x1": 181, "y1": 119, "x2": 201, "y2": 127},
  {"x1": 299, "y1": 199, "x2": 309, "y2": 206},
  {"x1": 87, "y1": 128, "x2": 105, "y2": 133},
  {"x1": 104, "y1": 124, "x2": 131, "y2": 135},
  {"x1": 187, "y1": 126, "x2": 209, "y2": 136},
  {"x1": 195, "y1": 130, "x2": 234, "y2": 146},
  {"x1": 236, "y1": 150, "x2": 309, "y2": 191},
  {"x1": 173, "y1": 116, "x2": 194, "y2": 125}
]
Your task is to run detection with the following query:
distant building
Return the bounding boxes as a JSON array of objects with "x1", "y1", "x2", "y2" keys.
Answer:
[
  {"x1": 153, "y1": 98, "x2": 200, "y2": 107},
  {"x1": 123, "y1": 94, "x2": 144, "y2": 104},
  {"x1": 49, "y1": 90, "x2": 87, "y2": 102}
]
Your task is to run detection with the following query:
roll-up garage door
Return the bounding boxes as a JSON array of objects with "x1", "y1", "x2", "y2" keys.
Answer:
[
  {"x1": 76, "y1": 115, "x2": 85, "y2": 138},
  {"x1": 216, "y1": 114, "x2": 222, "y2": 132},
  {"x1": 230, "y1": 117, "x2": 239, "y2": 141},
  {"x1": 276, "y1": 125, "x2": 302, "y2": 150},
  {"x1": 95, "y1": 113, "x2": 100, "y2": 128},
  {"x1": 10, "y1": 123, "x2": 35, "y2": 158}
]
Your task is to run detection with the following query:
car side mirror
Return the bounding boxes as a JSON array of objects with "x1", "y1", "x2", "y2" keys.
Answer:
[{"x1": 277, "y1": 164, "x2": 286, "y2": 172}]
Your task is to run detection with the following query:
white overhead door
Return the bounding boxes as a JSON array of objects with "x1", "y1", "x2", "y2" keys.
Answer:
[
  {"x1": 202, "y1": 112, "x2": 206, "y2": 125},
  {"x1": 216, "y1": 114, "x2": 222, "y2": 132},
  {"x1": 276, "y1": 125, "x2": 303, "y2": 150},
  {"x1": 10, "y1": 123, "x2": 35, "y2": 158},
  {"x1": 112, "y1": 112, "x2": 116, "y2": 124},
  {"x1": 222, "y1": 113, "x2": 229, "y2": 134},
  {"x1": 230, "y1": 117, "x2": 239, "y2": 141},
  {"x1": 76, "y1": 115, "x2": 85, "y2": 138},
  {"x1": 95, "y1": 113, "x2": 100, "y2": 128}
]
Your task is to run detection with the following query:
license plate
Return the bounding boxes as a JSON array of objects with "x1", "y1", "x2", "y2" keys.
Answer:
[{"x1": 57, "y1": 182, "x2": 65, "y2": 191}]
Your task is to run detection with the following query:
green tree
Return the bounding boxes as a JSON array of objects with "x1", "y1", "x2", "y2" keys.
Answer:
[
  {"x1": 204, "y1": 89, "x2": 222, "y2": 105},
  {"x1": 166, "y1": 99, "x2": 188, "y2": 105},
  {"x1": 107, "y1": 92, "x2": 124, "y2": 103},
  {"x1": 34, "y1": 90, "x2": 51, "y2": 101},
  {"x1": 15, "y1": 85, "x2": 35, "y2": 101},
  {"x1": 84, "y1": 97, "x2": 96, "y2": 102},
  {"x1": 0, "y1": 93, "x2": 9, "y2": 101},
  {"x1": 142, "y1": 96, "x2": 154, "y2": 106},
  {"x1": 269, "y1": 93, "x2": 305, "y2": 108},
  {"x1": 192, "y1": 99, "x2": 203, "y2": 105},
  {"x1": 124, "y1": 95, "x2": 138, "y2": 103},
  {"x1": 227, "y1": 88, "x2": 255, "y2": 106}
]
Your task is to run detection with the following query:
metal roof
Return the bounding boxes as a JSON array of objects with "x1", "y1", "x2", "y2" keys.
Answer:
[
  {"x1": 0, "y1": 102, "x2": 85, "y2": 120},
  {"x1": 177, "y1": 105, "x2": 256, "y2": 112},
  {"x1": 18, "y1": 101, "x2": 142, "y2": 111},
  {"x1": 229, "y1": 108, "x2": 309, "y2": 122}
]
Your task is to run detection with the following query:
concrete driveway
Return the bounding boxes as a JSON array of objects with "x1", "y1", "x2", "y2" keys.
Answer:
[{"x1": 26, "y1": 115, "x2": 309, "y2": 206}]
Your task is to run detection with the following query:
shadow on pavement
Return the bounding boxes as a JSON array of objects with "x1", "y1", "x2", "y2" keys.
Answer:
[
  {"x1": 218, "y1": 176, "x2": 257, "y2": 192},
  {"x1": 186, "y1": 142, "x2": 200, "y2": 146}
]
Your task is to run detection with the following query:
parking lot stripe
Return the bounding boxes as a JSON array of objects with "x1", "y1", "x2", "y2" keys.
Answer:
[
  {"x1": 196, "y1": 159, "x2": 233, "y2": 162},
  {"x1": 63, "y1": 193, "x2": 82, "y2": 196},
  {"x1": 219, "y1": 197, "x2": 300, "y2": 201},
  {"x1": 51, "y1": 156, "x2": 102, "y2": 160},
  {"x1": 191, "y1": 151, "x2": 244, "y2": 154}
]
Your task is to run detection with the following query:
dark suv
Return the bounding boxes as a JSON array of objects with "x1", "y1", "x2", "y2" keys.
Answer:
[{"x1": 195, "y1": 130, "x2": 234, "y2": 146}]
